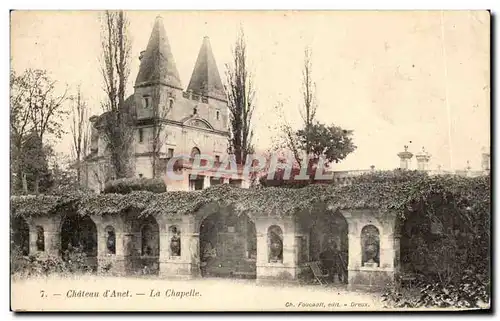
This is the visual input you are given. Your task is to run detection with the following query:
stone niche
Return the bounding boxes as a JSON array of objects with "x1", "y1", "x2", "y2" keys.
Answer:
[{"x1": 344, "y1": 209, "x2": 399, "y2": 291}]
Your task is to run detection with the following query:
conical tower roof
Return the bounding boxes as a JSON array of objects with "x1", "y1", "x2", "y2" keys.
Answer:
[
  {"x1": 135, "y1": 16, "x2": 182, "y2": 89},
  {"x1": 187, "y1": 36, "x2": 226, "y2": 101}
]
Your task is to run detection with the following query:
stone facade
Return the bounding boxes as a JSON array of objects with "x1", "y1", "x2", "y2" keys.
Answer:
[
  {"x1": 82, "y1": 16, "x2": 246, "y2": 193},
  {"x1": 14, "y1": 202, "x2": 401, "y2": 290}
]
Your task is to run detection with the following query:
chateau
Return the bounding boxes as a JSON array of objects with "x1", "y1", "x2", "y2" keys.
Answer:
[
  {"x1": 83, "y1": 16, "x2": 246, "y2": 193},
  {"x1": 81, "y1": 16, "x2": 491, "y2": 193}
]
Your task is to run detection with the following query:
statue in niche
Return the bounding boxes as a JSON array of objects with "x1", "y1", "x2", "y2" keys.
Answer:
[
  {"x1": 36, "y1": 226, "x2": 45, "y2": 251},
  {"x1": 169, "y1": 226, "x2": 181, "y2": 257},
  {"x1": 361, "y1": 225, "x2": 380, "y2": 267},
  {"x1": 106, "y1": 230, "x2": 116, "y2": 254},
  {"x1": 268, "y1": 226, "x2": 283, "y2": 263}
]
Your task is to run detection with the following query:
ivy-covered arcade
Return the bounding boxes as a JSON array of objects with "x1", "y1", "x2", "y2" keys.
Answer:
[{"x1": 10, "y1": 171, "x2": 490, "y2": 291}]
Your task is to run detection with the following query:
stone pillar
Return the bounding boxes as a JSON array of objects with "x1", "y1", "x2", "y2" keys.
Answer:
[
  {"x1": 255, "y1": 218, "x2": 299, "y2": 282},
  {"x1": 482, "y1": 150, "x2": 490, "y2": 174},
  {"x1": 397, "y1": 145, "x2": 413, "y2": 170},
  {"x1": 203, "y1": 175, "x2": 211, "y2": 189},
  {"x1": 345, "y1": 210, "x2": 399, "y2": 290},
  {"x1": 379, "y1": 232, "x2": 396, "y2": 269},
  {"x1": 415, "y1": 147, "x2": 431, "y2": 171},
  {"x1": 92, "y1": 216, "x2": 127, "y2": 275},
  {"x1": 159, "y1": 216, "x2": 198, "y2": 279},
  {"x1": 28, "y1": 216, "x2": 62, "y2": 257},
  {"x1": 393, "y1": 234, "x2": 401, "y2": 273},
  {"x1": 347, "y1": 231, "x2": 362, "y2": 271},
  {"x1": 27, "y1": 221, "x2": 39, "y2": 255},
  {"x1": 282, "y1": 218, "x2": 298, "y2": 273}
]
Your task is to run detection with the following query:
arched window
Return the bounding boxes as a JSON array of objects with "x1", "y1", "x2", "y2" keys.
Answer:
[
  {"x1": 169, "y1": 225, "x2": 181, "y2": 257},
  {"x1": 105, "y1": 226, "x2": 116, "y2": 255},
  {"x1": 361, "y1": 225, "x2": 380, "y2": 267},
  {"x1": 36, "y1": 226, "x2": 45, "y2": 252},
  {"x1": 268, "y1": 225, "x2": 283, "y2": 263},
  {"x1": 191, "y1": 147, "x2": 201, "y2": 158}
]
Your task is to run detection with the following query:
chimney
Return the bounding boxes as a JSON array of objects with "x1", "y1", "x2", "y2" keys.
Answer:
[
  {"x1": 415, "y1": 147, "x2": 431, "y2": 171},
  {"x1": 397, "y1": 145, "x2": 413, "y2": 170}
]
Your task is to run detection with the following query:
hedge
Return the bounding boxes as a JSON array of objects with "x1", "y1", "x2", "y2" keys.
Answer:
[
  {"x1": 103, "y1": 177, "x2": 166, "y2": 194},
  {"x1": 10, "y1": 170, "x2": 490, "y2": 226}
]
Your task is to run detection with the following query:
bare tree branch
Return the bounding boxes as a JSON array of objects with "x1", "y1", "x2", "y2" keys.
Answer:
[
  {"x1": 99, "y1": 10, "x2": 134, "y2": 180},
  {"x1": 70, "y1": 85, "x2": 90, "y2": 184}
]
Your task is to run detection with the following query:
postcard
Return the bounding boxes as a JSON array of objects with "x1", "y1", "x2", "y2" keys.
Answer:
[{"x1": 10, "y1": 10, "x2": 491, "y2": 312}]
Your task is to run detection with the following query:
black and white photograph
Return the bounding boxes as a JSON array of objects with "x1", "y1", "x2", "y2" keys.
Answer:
[{"x1": 8, "y1": 10, "x2": 491, "y2": 311}]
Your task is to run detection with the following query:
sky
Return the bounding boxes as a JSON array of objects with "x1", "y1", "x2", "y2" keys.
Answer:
[{"x1": 10, "y1": 10, "x2": 490, "y2": 171}]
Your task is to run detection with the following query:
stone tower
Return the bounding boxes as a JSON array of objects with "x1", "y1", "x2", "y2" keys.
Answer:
[
  {"x1": 84, "y1": 16, "x2": 238, "y2": 192},
  {"x1": 134, "y1": 16, "x2": 183, "y2": 121}
]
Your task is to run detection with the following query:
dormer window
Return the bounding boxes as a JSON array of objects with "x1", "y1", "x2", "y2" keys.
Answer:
[
  {"x1": 143, "y1": 95, "x2": 151, "y2": 108},
  {"x1": 216, "y1": 110, "x2": 220, "y2": 120}
]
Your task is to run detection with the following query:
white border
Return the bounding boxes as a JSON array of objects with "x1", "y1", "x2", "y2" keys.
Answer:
[{"x1": 1, "y1": 1, "x2": 498, "y2": 320}]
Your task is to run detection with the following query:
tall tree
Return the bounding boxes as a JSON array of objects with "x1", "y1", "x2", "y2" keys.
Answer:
[
  {"x1": 20, "y1": 132, "x2": 53, "y2": 194},
  {"x1": 225, "y1": 27, "x2": 255, "y2": 165},
  {"x1": 296, "y1": 122, "x2": 356, "y2": 164},
  {"x1": 271, "y1": 48, "x2": 318, "y2": 167},
  {"x1": 268, "y1": 46, "x2": 356, "y2": 184},
  {"x1": 99, "y1": 10, "x2": 134, "y2": 179},
  {"x1": 10, "y1": 69, "x2": 68, "y2": 194},
  {"x1": 299, "y1": 47, "x2": 318, "y2": 156},
  {"x1": 70, "y1": 85, "x2": 90, "y2": 184}
]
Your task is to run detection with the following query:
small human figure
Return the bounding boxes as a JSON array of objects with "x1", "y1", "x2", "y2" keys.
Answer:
[
  {"x1": 319, "y1": 240, "x2": 343, "y2": 283},
  {"x1": 202, "y1": 242, "x2": 216, "y2": 261}
]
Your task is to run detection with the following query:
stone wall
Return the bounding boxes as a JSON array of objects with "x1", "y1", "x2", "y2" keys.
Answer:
[{"x1": 12, "y1": 204, "x2": 400, "y2": 289}]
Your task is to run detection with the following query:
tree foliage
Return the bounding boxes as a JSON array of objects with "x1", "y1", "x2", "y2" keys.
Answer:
[
  {"x1": 20, "y1": 133, "x2": 54, "y2": 193},
  {"x1": 10, "y1": 69, "x2": 69, "y2": 194},
  {"x1": 103, "y1": 177, "x2": 166, "y2": 194},
  {"x1": 11, "y1": 170, "x2": 490, "y2": 224},
  {"x1": 297, "y1": 122, "x2": 356, "y2": 164}
]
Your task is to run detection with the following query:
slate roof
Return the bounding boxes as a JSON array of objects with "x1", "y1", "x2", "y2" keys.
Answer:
[
  {"x1": 135, "y1": 16, "x2": 182, "y2": 89},
  {"x1": 187, "y1": 36, "x2": 226, "y2": 101}
]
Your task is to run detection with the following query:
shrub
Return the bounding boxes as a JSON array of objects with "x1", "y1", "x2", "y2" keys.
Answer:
[
  {"x1": 103, "y1": 177, "x2": 166, "y2": 194},
  {"x1": 11, "y1": 245, "x2": 94, "y2": 278},
  {"x1": 382, "y1": 268, "x2": 490, "y2": 309}
]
